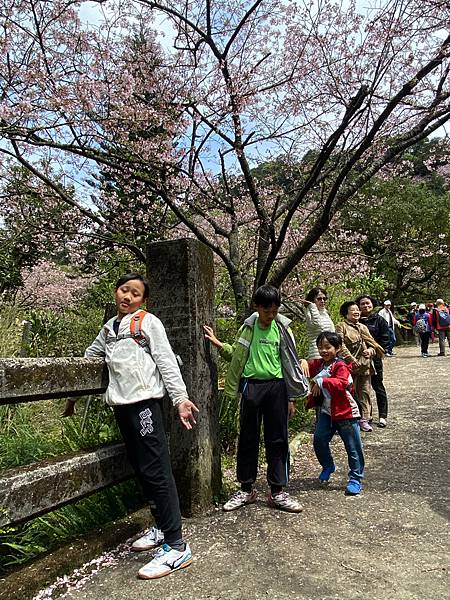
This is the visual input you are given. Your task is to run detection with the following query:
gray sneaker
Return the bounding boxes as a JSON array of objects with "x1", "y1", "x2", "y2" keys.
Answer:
[
  {"x1": 267, "y1": 491, "x2": 303, "y2": 513},
  {"x1": 223, "y1": 489, "x2": 257, "y2": 511},
  {"x1": 131, "y1": 526, "x2": 164, "y2": 551}
]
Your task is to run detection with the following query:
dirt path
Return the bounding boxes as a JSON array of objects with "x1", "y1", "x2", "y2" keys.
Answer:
[{"x1": 38, "y1": 345, "x2": 450, "y2": 599}]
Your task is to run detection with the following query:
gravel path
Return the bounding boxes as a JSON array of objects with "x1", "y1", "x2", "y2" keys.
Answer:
[{"x1": 35, "y1": 345, "x2": 450, "y2": 599}]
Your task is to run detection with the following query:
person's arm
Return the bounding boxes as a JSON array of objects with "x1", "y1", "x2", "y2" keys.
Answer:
[
  {"x1": 378, "y1": 309, "x2": 389, "y2": 324},
  {"x1": 360, "y1": 324, "x2": 376, "y2": 358},
  {"x1": 378, "y1": 316, "x2": 391, "y2": 350},
  {"x1": 203, "y1": 325, "x2": 223, "y2": 349},
  {"x1": 63, "y1": 327, "x2": 108, "y2": 416},
  {"x1": 203, "y1": 324, "x2": 235, "y2": 362},
  {"x1": 203, "y1": 324, "x2": 242, "y2": 363},
  {"x1": 146, "y1": 315, "x2": 199, "y2": 428},
  {"x1": 335, "y1": 323, "x2": 358, "y2": 365},
  {"x1": 304, "y1": 302, "x2": 322, "y2": 327},
  {"x1": 320, "y1": 361, "x2": 352, "y2": 395},
  {"x1": 85, "y1": 326, "x2": 108, "y2": 357}
]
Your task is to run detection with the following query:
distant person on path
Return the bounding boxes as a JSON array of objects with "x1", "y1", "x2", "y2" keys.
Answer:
[
  {"x1": 432, "y1": 299, "x2": 450, "y2": 356},
  {"x1": 413, "y1": 303, "x2": 433, "y2": 358},
  {"x1": 378, "y1": 300, "x2": 401, "y2": 356},
  {"x1": 64, "y1": 273, "x2": 198, "y2": 580},
  {"x1": 335, "y1": 301, "x2": 382, "y2": 432},
  {"x1": 305, "y1": 331, "x2": 364, "y2": 496},
  {"x1": 356, "y1": 295, "x2": 390, "y2": 428},
  {"x1": 203, "y1": 284, "x2": 307, "y2": 514},
  {"x1": 426, "y1": 303, "x2": 436, "y2": 343},
  {"x1": 299, "y1": 287, "x2": 335, "y2": 359},
  {"x1": 408, "y1": 302, "x2": 420, "y2": 346}
]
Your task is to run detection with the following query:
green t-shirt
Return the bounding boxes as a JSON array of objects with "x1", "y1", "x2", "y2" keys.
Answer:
[{"x1": 242, "y1": 319, "x2": 283, "y2": 380}]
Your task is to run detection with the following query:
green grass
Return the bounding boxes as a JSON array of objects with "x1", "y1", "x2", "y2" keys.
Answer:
[{"x1": 0, "y1": 480, "x2": 143, "y2": 572}]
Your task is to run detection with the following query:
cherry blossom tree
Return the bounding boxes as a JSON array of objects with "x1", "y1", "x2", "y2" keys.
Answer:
[
  {"x1": 0, "y1": 0, "x2": 449, "y2": 317},
  {"x1": 341, "y1": 138, "x2": 450, "y2": 301},
  {"x1": 14, "y1": 260, "x2": 93, "y2": 309}
]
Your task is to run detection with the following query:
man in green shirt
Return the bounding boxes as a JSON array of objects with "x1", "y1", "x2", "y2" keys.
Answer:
[{"x1": 204, "y1": 284, "x2": 306, "y2": 513}]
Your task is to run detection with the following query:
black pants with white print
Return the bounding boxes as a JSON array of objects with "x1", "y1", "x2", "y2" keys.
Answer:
[{"x1": 113, "y1": 398, "x2": 182, "y2": 546}]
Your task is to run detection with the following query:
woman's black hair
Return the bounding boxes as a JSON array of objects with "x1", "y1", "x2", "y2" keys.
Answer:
[
  {"x1": 339, "y1": 300, "x2": 358, "y2": 318},
  {"x1": 306, "y1": 286, "x2": 327, "y2": 302},
  {"x1": 316, "y1": 331, "x2": 342, "y2": 349},
  {"x1": 253, "y1": 284, "x2": 281, "y2": 307},
  {"x1": 115, "y1": 273, "x2": 150, "y2": 300},
  {"x1": 355, "y1": 294, "x2": 377, "y2": 307}
]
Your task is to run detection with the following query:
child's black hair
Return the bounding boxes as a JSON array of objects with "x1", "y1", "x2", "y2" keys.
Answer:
[
  {"x1": 316, "y1": 331, "x2": 342, "y2": 349},
  {"x1": 253, "y1": 284, "x2": 281, "y2": 307},
  {"x1": 306, "y1": 286, "x2": 328, "y2": 302},
  {"x1": 115, "y1": 272, "x2": 150, "y2": 300},
  {"x1": 339, "y1": 300, "x2": 357, "y2": 318},
  {"x1": 355, "y1": 294, "x2": 377, "y2": 307}
]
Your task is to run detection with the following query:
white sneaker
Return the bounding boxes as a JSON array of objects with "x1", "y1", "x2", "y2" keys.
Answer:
[
  {"x1": 223, "y1": 489, "x2": 257, "y2": 511},
  {"x1": 267, "y1": 491, "x2": 303, "y2": 513},
  {"x1": 131, "y1": 526, "x2": 164, "y2": 552},
  {"x1": 138, "y1": 543, "x2": 192, "y2": 579},
  {"x1": 378, "y1": 417, "x2": 387, "y2": 428}
]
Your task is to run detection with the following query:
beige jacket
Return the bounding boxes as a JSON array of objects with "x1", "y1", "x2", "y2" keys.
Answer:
[{"x1": 335, "y1": 320, "x2": 374, "y2": 375}]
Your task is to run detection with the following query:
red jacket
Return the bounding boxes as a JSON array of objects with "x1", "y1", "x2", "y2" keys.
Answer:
[{"x1": 306, "y1": 358, "x2": 359, "y2": 420}]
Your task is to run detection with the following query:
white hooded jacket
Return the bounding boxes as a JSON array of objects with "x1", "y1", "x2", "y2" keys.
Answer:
[{"x1": 85, "y1": 310, "x2": 189, "y2": 407}]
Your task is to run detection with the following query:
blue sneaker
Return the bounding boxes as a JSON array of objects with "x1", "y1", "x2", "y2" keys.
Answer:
[
  {"x1": 138, "y1": 543, "x2": 192, "y2": 579},
  {"x1": 345, "y1": 479, "x2": 362, "y2": 496},
  {"x1": 319, "y1": 464, "x2": 336, "y2": 483}
]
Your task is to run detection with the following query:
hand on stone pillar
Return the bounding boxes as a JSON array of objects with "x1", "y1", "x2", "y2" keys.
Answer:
[{"x1": 203, "y1": 325, "x2": 223, "y2": 349}]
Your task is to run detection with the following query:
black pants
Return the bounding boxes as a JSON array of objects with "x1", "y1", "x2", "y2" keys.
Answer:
[
  {"x1": 114, "y1": 399, "x2": 182, "y2": 545},
  {"x1": 420, "y1": 332, "x2": 430, "y2": 354},
  {"x1": 370, "y1": 357, "x2": 388, "y2": 420},
  {"x1": 237, "y1": 379, "x2": 289, "y2": 488}
]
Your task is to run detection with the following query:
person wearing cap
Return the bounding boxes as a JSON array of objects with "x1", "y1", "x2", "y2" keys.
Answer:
[
  {"x1": 431, "y1": 299, "x2": 450, "y2": 356},
  {"x1": 412, "y1": 304, "x2": 433, "y2": 357},
  {"x1": 407, "y1": 302, "x2": 420, "y2": 347},
  {"x1": 378, "y1": 300, "x2": 401, "y2": 356}
]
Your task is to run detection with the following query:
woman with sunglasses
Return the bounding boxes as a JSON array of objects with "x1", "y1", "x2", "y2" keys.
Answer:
[{"x1": 301, "y1": 287, "x2": 335, "y2": 359}]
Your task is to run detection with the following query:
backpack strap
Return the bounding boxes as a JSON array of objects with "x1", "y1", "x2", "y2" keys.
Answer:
[{"x1": 129, "y1": 310, "x2": 150, "y2": 351}]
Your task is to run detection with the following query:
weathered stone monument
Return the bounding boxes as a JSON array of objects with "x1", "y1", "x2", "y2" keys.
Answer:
[{"x1": 146, "y1": 238, "x2": 221, "y2": 516}]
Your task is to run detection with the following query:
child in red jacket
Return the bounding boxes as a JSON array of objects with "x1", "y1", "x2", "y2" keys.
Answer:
[{"x1": 306, "y1": 331, "x2": 365, "y2": 496}]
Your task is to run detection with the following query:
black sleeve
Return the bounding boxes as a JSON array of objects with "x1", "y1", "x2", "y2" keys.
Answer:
[{"x1": 378, "y1": 316, "x2": 391, "y2": 350}]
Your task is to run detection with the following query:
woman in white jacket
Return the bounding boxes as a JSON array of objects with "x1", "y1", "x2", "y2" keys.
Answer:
[{"x1": 301, "y1": 287, "x2": 335, "y2": 359}]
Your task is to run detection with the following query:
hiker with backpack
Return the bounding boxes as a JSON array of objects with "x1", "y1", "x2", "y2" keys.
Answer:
[
  {"x1": 431, "y1": 299, "x2": 450, "y2": 357},
  {"x1": 413, "y1": 304, "x2": 433, "y2": 358},
  {"x1": 63, "y1": 273, "x2": 198, "y2": 580}
]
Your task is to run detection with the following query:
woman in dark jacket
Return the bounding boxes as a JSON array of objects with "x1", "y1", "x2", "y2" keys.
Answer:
[{"x1": 356, "y1": 295, "x2": 389, "y2": 428}]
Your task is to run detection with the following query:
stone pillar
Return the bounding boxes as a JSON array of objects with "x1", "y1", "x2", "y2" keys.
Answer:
[{"x1": 146, "y1": 238, "x2": 221, "y2": 516}]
